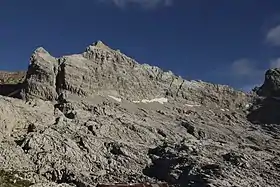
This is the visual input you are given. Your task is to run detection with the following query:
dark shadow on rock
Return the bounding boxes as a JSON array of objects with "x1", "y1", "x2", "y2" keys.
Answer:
[
  {"x1": 44, "y1": 168, "x2": 88, "y2": 187},
  {"x1": 0, "y1": 83, "x2": 23, "y2": 99},
  {"x1": 247, "y1": 97, "x2": 280, "y2": 124},
  {"x1": 0, "y1": 169, "x2": 34, "y2": 186},
  {"x1": 247, "y1": 97, "x2": 280, "y2": 135},
  {"x1": 143, "y1": 144, "x2": 210, "y2": 187}
]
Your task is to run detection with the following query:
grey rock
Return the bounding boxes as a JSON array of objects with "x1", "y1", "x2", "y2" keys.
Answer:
[
  {"x1": 248, "y1": 68, "x2": 280, "y2": 124},
  {"x1": 21, "y1": 47, "x2": 59, "y2": 101},
  {"x1": 257, "y1": 68, "x2": 280, "y2": 97},
  {"x1": 30, "y1": 183, "x2": 74, "y2": 187},
  {"x1": 0, "y1": 41, "x2": 279, "y2": 187},
  {"x1": 22, "y1": 41, "x2": 250, "y2": 111}
]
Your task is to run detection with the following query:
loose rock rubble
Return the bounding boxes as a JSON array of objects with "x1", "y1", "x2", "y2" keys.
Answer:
[{"x1": 0, "y1": 41, "x2": 280, "y2": 187}]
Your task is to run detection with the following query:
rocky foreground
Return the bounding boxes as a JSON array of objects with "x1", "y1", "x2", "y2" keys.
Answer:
[{"x1": 0, "y1": 41, "x2": 280, "y2": 187}]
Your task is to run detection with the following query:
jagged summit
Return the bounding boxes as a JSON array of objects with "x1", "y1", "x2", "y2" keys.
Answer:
[
  {"x1": 256, "y1": 68, "x2": 280, "y2": 97},
  {"x1": 84, "y1": 40, "x2": 118, "y2": 58},
  {"x1": 21, "y1": 41, "x2": 250, "y2": 111},
  {"x1": 34, "y1": 47, "x2": 49, "y2": 54},
  {"x1": 94, "y1": 40, "x2": 111, "y2": 48},
  {"x1": 86, "y1": 40, "x2": 114, "y2": 51},
  {"x1": 0, "y1": 41, "x2": 280, "y2": 187}
]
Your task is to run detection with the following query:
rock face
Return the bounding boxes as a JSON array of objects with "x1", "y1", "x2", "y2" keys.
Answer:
[
  {"x1": 248, "y1": 68, "x2": 280, "y2": 124},
  {"x1": 0, "y1": 41, "x2": 280, "y2": 187},
  {"x1": 257, "y1": 68, "x2": 280, "y2": 97},
  {"x1": 21, "y1": 47, "x2": 59, "y2": 101},
  {"x1": 22, "y1": 41, "x2": 249, "y2": 110}
]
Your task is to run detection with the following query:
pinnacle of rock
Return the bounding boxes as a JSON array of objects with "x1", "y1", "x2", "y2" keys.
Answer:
[
  {"x1": 34, "y1": 47, "x2": 49, "y2": 54},
  {"x1": 256, "y1": 68, "x2": 280, "y2": 97},
  {"x1": 92, "y1": 40, "x2": 112, "y2": 50}
]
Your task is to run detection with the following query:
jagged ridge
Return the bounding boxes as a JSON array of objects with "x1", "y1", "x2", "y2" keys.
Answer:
[
  {"x1": 21, "y1": 41, "x2": 250, "y2": 111},
  {"x1": 0, "y1": 41, "x2": 279, "y2": 187}
]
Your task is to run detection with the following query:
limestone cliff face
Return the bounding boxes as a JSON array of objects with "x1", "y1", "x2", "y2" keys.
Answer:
[
  {"x1": 22, "y1": 47, "x2": 58, "y2": 101},
  {"x1": 0, "y1": 41, "x2": 279, "y2": 187},
  {"x1": 22, "y1": 41, "x2": 250, "y2": 110}
]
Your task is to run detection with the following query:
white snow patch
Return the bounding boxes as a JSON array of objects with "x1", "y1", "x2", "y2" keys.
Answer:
[
  {"x1": 142, "y1": 98, "x2": 168, "y2": 104},
  {"x1": 108, "y1": 95, "x2": 122, "y2": 102},
  {"x1": 185, "y1": 104, "x2": 201, "y2": 107},
  {"x1": 133, "y1": 97, "x2": 168, "y2": 104}
]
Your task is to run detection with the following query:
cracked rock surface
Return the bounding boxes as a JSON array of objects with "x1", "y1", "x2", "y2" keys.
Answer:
[{"x1": 0, "y1": 41, "x2": 280, "y2": 187}]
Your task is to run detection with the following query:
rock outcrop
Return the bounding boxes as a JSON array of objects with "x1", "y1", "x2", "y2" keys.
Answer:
[
  {"x1": 248, "y1": 68, "x2": 280, "y2": 124},
  {"x1": 22, "y1": 41, "x2": 250, "y2": 110},
  {"x1": 21, "y1": 47, "x2": 59, "y2": 101},
  {"x1": 256, "y1": 68, "x2": 280, "y2": 97},
  {"x1": 0, "y1": 41, "x2": 279, "y2": 187}
]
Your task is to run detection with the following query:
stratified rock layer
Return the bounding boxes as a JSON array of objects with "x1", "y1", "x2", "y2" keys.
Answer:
[
  {"x1": 22, "y1": 41, "x2": 249, "y2": 110},
  {"x1": 0, "y1": 41, "x2": 279, "y2": 187},
  {"x1": 21, "y1": 47, "x2": 59, "y2": 101}
]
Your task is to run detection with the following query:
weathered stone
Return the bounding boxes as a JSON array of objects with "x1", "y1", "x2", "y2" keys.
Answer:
[
  {"x1": 21, "y1": 47, "x2": 59, "y2": 101},
  {"x1": 0, "y1": 41, "x2": 279, "y2": 187},
  {"x1": 20, "y1": 41, "x2": 250, "y2": 112},
  {"x1": 257, "y1": 68, "x2": 280, "y2": 97},
  {"x1": 248, "y1": 68, "x2": 280, "y2": 124}
]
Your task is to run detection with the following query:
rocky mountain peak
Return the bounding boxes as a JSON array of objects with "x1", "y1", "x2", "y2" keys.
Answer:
[
  {"x1": 0, "y1": 41, "x2": 280, "y2": 187},
  {"x1": 34, "y1": 47, "x2": 50, "y2": 54},
  {"x1": 20, "y1": 41, "x2": 251, "y2": 111},
  {"x1": 84, "y1": 40, "x2": 114, "y2": 54},
  {"x1": 93, "y1": 40, "x2": 112, "y2": 50},
  {"x1": 256, "y1": 68, "x2": 280, "y2": 97}
]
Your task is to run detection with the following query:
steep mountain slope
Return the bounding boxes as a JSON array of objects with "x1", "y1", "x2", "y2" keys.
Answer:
[
  {"x1": 0, "y1": 71, "x2": 25, "y2": 98},
  {"x1": 0, "y1": 71, "x2": 25, "y2": 84},
  {"x1": 0, "y1": 41, "x2": 279, "y2": 187}
]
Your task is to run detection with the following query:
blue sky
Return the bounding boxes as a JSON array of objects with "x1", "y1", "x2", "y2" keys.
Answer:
[{"x1": 1, "y1": 0, "x2": 280, "y2": 91}]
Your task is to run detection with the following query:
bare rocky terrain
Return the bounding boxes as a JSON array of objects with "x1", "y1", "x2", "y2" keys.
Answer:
[
  {"x1": 0, "y1": 71, "x2": 25, "y2": 84},
  {"x1": 0, "y1": 71, "x2": 25, "y2": 98},
  {"x1": 0, "y1": 41, "x2": 280, "y2": 187}
]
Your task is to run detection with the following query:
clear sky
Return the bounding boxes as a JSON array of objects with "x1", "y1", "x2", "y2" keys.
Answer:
[{"x1": 1, "y1": 0, "x2": 280, "y2": 91}]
